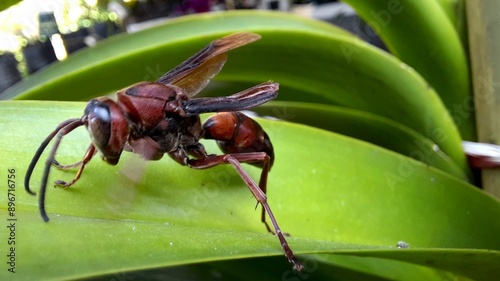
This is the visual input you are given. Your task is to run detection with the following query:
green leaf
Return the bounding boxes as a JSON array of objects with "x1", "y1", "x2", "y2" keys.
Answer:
[
  {"x1": 254, "y1": 101, "x2": 469, "y2": 180},
  {"x1": 0, "y1": 101, "x2": 498, "y2": 280},
  {"x1": 435, "y1": 0, "x2": 467, "y2": 44},
  {"x1": 0, "y1": 0, "x2": 21, "y2": 12},
  {"x1": 343, "y1": 0, "x2": 473, "y2": 139},
  {"x1": 88, "y1": 255, "x2": 474, "y2": 281}
]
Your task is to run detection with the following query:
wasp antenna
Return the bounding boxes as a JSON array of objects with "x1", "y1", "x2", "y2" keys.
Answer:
[
  {"x1": 38, "y1": 135, "x2": 64, "y2": 222},
  {"x1": 38, "y1": 132, "x2": 64, "y2": 222},
  {"x1": 25, "y1": 118, "x2": 84, "y2": 222},
  {"x1": 25, "y1": 118, "x2": 82, "y2": 196}
]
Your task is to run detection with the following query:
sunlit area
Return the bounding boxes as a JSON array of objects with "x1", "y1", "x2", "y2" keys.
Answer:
[
  {"x1": 0, "y1": 0, "x2": 123, "y2": 90},
  {"x1": 0, "y1": 1, "x2": 114, "y2": 50}
]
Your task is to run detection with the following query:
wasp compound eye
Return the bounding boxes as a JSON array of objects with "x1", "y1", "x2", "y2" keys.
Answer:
[{"x1": 86, "y1": 102, "x2": 112, "y2": 152}]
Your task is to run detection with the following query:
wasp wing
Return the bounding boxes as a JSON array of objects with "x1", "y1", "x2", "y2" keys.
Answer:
[
  {"x1": 156, "y1": 32, "x2": 261, "y2": 97},
  {"x1": 181, "y1": 82, "x2": 278, "y2": 116}
]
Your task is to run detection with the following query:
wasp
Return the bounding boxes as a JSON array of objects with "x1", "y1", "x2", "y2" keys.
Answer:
[{"x1": 25, "y1": 32, "x2": 303, "y2": 271}]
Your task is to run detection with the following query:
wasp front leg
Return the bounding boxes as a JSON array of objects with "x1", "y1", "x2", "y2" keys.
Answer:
[
  {"x1": 52, "y1": 159, "x2": 83, "y2": 170},
  {"x1": 53, "y1": 144, "x2": 97, "y2": 188},
  {"x1": 51, "y1": 144, "x2": 97, "y2": 170}
]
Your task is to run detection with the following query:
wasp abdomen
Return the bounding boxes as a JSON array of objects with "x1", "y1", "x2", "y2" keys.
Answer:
[{"x1": 203, "y1": 112, "x2": 274, "y2": 167}]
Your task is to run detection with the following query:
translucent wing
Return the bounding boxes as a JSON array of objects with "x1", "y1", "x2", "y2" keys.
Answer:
[{"x1": 156, "y1": 32, "x2": 261, "y2": 97}]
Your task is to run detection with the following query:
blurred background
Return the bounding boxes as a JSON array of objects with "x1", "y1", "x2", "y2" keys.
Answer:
[{"x1": 0, "y1": 0, "x2": 385, "y2": 96}]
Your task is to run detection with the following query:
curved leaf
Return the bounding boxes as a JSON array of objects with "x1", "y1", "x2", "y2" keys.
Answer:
[
  {"x1": 0, "y1": 101, "x2": 498, "y2": 280},
  {"x1": 87, "y1": 255, "x2": 470, "y2": 281},
  {"x1": 343, "y1": 0, "x2": 473, "y2": 139},
  {"x1": 253, "y1": 101, "x2": 469, "y2": 180},
  {"x1": 2, "y1": 11, "x2": 346, "y2": 101}
]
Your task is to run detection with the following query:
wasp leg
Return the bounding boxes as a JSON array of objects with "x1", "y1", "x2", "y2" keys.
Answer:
[
  {"x1": 187, "y1": 153, "x2": 303, "y2": 272},
  {"x1": 54, "y1": 144, "x2": 97, "y2": 188}
]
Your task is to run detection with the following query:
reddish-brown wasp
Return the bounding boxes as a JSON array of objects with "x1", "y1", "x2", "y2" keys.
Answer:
[{"x1": 24, "y1": 32, "x2": 303, "y2": 271}]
